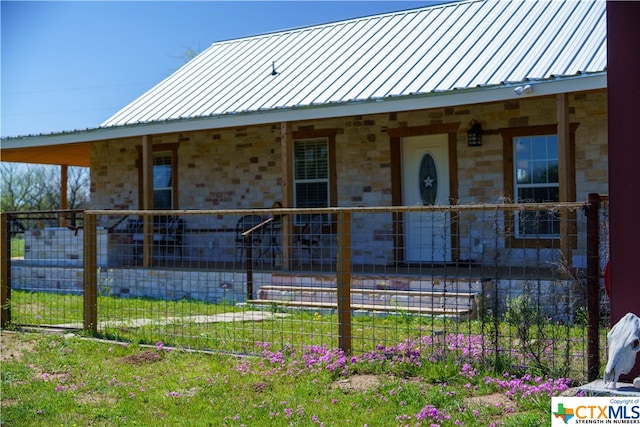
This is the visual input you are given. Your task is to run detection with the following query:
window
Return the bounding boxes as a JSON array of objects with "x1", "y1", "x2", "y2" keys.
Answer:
[
  {"x1": 294, "y1": 138, "x2": 329, "y2": 224},
  {"x1": 136, "y1": 143, "x2": 179, "y2": 209},
  {"x1": 513, "y1": 134, "x2": 559, "y2": 237},
  {"x1": 502, "y1": 123, "x2": 577, "y2": 247},
  {"x1": 153, "y1": 152, "x2": 173, "y2": 209}
]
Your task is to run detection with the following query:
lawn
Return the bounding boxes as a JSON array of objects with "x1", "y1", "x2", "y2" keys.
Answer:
[
  {"x1": 10, "y1": 237, "x2": 24, "y2": 258},
  {"x1": 8, "y1": 290, "x2": 603, "y2": 384},
  {"x1": 1, "y1": 329, "x2": 575, "y2": 426}
]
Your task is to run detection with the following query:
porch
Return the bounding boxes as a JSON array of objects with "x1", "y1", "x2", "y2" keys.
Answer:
[{"x1": 4, "y1": 199, "x2": 608, "y2": 319}]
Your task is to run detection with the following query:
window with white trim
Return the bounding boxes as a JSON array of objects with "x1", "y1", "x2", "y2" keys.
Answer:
[
  {"x1": 514, "y1": 134, "x2": 559, "y2": 237},
  {"x1": 293, "y1": 138, "x2": 329, "y2": 224},
  {"x1": 153, "y1": 152, "x2": 173, "y2": 209}
]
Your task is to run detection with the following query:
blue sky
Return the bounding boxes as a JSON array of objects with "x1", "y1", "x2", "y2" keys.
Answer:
[{"x1": 1, "y1": 1, "x2": 439, "y2": 138}]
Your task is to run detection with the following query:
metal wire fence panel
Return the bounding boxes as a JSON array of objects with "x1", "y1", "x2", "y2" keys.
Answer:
[
  {"x1": 4, "y1": 211, "x2": 85, "y2": 328},
  {"x1": 599, "y1": 196, "x2": 611, "y2": 322},
  {"x1": 2, "y1": 201, "x2": 610, "y2": 382}
]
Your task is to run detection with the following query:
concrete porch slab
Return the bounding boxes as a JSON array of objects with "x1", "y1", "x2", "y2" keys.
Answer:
[
  {"x1": 49, "y1": 311, "x2": 289, "y2": 330},
  {"x1": 578, "y1": 379, "x2": 640, "y2": 396}
]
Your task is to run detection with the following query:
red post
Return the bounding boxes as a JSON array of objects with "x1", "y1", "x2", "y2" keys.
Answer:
[{"x1": 607, "y1": 0, "x2": 640, "y2": 380}]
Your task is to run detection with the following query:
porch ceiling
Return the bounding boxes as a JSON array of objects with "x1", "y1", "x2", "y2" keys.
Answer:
[{"x1": 1, "y1": 142, "x2": 90, "y2": 167}]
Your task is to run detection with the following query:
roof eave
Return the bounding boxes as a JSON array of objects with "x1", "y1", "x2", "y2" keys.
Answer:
[{"x1": 1, "y1": 73, "x2": 606, "y2": 150}]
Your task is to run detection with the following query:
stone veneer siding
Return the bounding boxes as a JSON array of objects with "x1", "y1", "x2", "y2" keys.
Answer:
[
  {"x1": 24, "y1": 227, "x2": 108, "y2": 266},
  {"x1": 90, "y1": 91, "x2": 608, "y2": 266}
]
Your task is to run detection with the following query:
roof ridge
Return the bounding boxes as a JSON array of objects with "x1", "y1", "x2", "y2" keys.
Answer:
[{"x1": 207, "y1": 0, "x2": 468, "y2": 47}]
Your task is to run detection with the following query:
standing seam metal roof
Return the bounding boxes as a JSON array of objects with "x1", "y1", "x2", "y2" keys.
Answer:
[{"x1": 101, "y1": 0, "x2": 607, "y2": 128}]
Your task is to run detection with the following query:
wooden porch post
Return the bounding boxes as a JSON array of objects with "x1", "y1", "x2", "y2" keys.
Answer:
[
  {"x1": 557, "y1": 93, "x2": 576, "y2": 266},
  {"x1": 60, "y1": 165, "x2": 68, "y2": 227},
  {"x1": 142, "y1": 135, "x2": 154, "y2": 267},
  {"x1": 280, "y1": 122, "x2": 293, "y2": 270}
]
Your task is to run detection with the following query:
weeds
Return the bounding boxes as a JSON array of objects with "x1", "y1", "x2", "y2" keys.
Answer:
[{"x1": 504, "y1": 290, "x2": 552, "y2": 374}]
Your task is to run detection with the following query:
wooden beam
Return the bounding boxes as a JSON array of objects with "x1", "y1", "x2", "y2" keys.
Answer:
[
  {"x1": 557, "y1": 93, "x2": 574, "y2": 203},
  {"x1": 141, "y1": 135, "x2": 154, "y2": 210},
  {"x1": 0, "y1": 142, "x2": 90, "y2": 167},
  {"x1": 280, "y1": 123, "x2": 293, "y2": 270},
  {"x1": 557, "y1": 93, "x2": 575, "y2": 266},
  {"x1": 60, "y1": 165, "x2": 68, "y2": 210},
  {"x1": 60, "y1": 165, "x2": 68, "y2": 227},
  {"x1": 142, "y1": 135, "x2": 154, "y2": 267}
]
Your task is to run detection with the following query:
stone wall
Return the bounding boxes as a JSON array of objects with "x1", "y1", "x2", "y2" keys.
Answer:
[
  {"x1": 9, "y1": 264, "x2": 585, "y2": 322},
  {"x1": 24, "y1": 227, "x2": 108, "y2": 266},
  {"x1": 10, "y1": 265, "x2": 248, "y2": 304}
]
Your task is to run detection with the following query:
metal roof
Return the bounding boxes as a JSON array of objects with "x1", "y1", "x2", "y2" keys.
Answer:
[{"x1": 101, "y1": 0, "x2": 607, "y2": 128}]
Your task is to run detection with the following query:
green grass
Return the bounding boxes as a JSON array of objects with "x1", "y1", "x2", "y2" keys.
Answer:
[
  {"x1": 10, "y1": 237, "x2": 24, "y2": 258},
  {"x1": 6, "y1": 290, "x2": 605, "y2": 383},
  {"x1": 1, "y1": 330, "x2": 572, "y2": 426}
]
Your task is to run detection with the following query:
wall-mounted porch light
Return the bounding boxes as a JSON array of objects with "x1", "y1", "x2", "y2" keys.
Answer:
[{"x1": 467, "y1": 119, "x2": 483, "y2": 147}]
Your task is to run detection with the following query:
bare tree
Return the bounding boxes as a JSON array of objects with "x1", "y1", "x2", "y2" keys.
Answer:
[
  {"x1": 67, "y1": 166, "x2": 90, "y2": 209},
  {"x1": 1, "y1": 163, "x2": 39, "y2": 211},
  {"x1": 1, "y1": 163, "x2": 90, "y2": 212}
]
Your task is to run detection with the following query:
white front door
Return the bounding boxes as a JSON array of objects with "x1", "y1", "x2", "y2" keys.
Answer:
[{"x1": 402, "y1": 134, "x2": 451, "y2": 262}]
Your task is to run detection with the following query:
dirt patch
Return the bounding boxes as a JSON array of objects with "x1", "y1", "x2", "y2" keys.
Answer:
[
  {"x1": 331, "y1": 374, "x2": 380, "y2": 393},
  {"x1": 76, "y1": 393, "x2": 117, "y2": 406},
  {"x1": 1, "y1": 331, "x2": 36, "y2": 362},
  {"x1": 561, "y1": 387, "x2": 581, "y2": 397},
  {"x1": 1, "y1": 399, "x2": 19, "y2": 407},
  {"x1": 119, "y1": 350, "x2": 162, "y2": 366},
  {"x1": 331, "y1": 374, "x2": 516, "y2": 412},
  {"x1": 464, "y1": 392, "x2": 515, "y2": 410},
  {"x1": 251, "y1": 381, "x2": 271, "y2": 393}
]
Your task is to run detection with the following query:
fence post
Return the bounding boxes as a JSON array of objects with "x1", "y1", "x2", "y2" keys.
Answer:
[
  {"x1": 1, "y1": 213, "x2": 10, "y2": 328},
  {"x1": 83, "y1": 211, "x2": 98, "y2": 334},
  {"x1": 586, "y1": 193, "x2": 601, "y2": 382},
  {"x1": 336, "y1": 210, "x2": 352, "y2": 355},
  {"x1": 245, "y1": 235, "x2": 253, "y2": 301}
]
